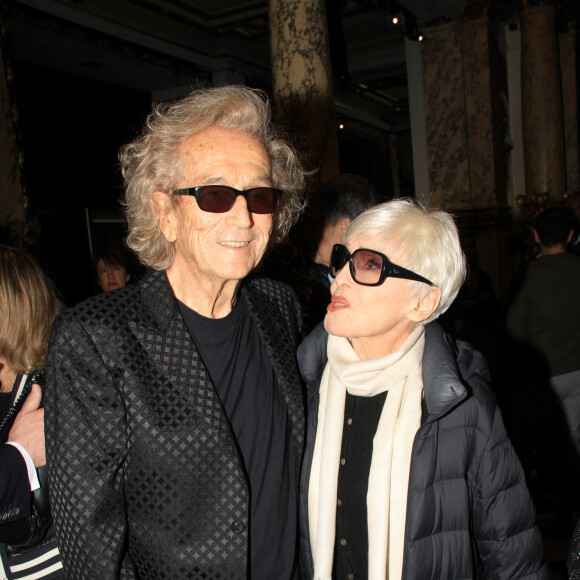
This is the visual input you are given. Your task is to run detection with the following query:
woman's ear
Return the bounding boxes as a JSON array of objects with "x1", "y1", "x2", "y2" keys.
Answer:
[
  {"x1": 408, "y1": 286, "x2": 442, "y2": 323},
  {"x1": 153, "y1": 191, "x2": 177, "y2": 243}
]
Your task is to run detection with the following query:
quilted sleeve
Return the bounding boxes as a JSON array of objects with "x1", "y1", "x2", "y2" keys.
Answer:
[
  {"x1": 45, "y1": 311, "x2": 134, "y2": 579},
  {"x1": 472, "y1": 400, "x2": 550, "y2": 579}
]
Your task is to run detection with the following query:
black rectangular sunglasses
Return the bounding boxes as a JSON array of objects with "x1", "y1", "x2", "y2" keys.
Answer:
[
  {"x1": 330, "y1": 243, "x2": 434, "y2": 287},
  {"x1": 174, "y1": 185, "x2": 282, "y2": 214}
]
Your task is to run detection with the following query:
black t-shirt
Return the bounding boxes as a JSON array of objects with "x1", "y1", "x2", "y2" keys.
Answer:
[
  {"x1": 334, "y1": 390, "x2": 388, "y2": 579},
  {"x1": 179, "y1": 297, "x2": 298, "y2": 579}
]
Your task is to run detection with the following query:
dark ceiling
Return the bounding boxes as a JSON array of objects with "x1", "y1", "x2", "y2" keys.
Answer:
[
  {"x1": 5, "y1": 0, "x2": 467, "y2": 133},
  {"x1": 4, "y1": 0, "x2": 580, "y2": 133}
]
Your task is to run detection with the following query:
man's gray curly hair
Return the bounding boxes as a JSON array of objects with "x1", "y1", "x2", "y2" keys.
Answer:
[{"x1": 120, "y1": 85, "x2": 307, "y2": 271}]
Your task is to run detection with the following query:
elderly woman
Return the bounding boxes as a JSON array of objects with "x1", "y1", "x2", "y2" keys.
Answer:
[
  {"x1": 0, "y1": 245, "x2": 63, "y2": 577},
  {"x1": 298, "y1": 200, "x2": 549, "y2": 580}
]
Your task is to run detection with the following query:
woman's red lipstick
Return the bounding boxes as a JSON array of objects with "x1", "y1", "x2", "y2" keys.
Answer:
[{"x1": 327, "y1": 295, "x2": 350, "y2": 312}]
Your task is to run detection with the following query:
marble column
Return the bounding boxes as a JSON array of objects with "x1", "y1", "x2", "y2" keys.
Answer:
[
  {"x1": 421, "y1": 15, "x2": 510, "y2": 301},
  {"x1": 521, "y1": 3, "x2": 565, "y2": 200},
  {"x1": 0, "y1": 10, "x2": 25, "y2": 228},
  {"x1": 422, "y1": 16, "x2": 505, "y2": 211},
  {"x1": 269, "y1": 0, "x2": 339, "y2": 182},
  {"x1": 503, "y1": 25, "x2": 526, "y2": 206},
  {"x1": 405, "y1": 37, "x2": 430, "y2": 207},
  {"x1": 559, "y1": 29, "x2": 579, "y2": 193}
]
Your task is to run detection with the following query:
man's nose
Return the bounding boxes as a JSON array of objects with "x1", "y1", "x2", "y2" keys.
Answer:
[{"x1": 228, "y1": 194, "x2": 253, "y2": 227}]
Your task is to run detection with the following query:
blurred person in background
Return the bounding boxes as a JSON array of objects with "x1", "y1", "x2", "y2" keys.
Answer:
[
  {"x1": 94, "y1": 248, "x2": 131, "y2": 292},
  {"x1": 305, "y1": 174, "x2": 380, "y2": 331},
  {"x1": 0, "y1": 244, "x2": 63, "y2": 578}
]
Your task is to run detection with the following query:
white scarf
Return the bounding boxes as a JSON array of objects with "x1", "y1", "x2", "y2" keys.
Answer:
[{"x1": 308, "y1": 325, "x2": 425, "y2": 580}]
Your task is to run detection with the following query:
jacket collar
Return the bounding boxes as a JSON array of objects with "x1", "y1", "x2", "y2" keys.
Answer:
[
  {"x1": 137, "y1": 269, "x2": 305, "y2": 468},
  {"x1": 421, "y1": 322, "x2": 468, "y2": 422},
  {"x1": 138, "y1": 269, "x2": 178, "y2": 334},
  {"x1": 242, "y1": 279, "x2": 305, "y2": 470}
]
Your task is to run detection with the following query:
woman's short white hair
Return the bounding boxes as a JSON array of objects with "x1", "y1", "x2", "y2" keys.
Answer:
[{"x1": 345, "y1": 198, "x2": 466, "y2": 323}]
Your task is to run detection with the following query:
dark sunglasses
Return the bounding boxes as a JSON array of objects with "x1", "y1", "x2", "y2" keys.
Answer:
[
  {"x1": 174, "y1": 185, "x2": 282, "y2": 214},
  {"x1": 330, "y1": 244, "x2": 434, "y2": 287}
]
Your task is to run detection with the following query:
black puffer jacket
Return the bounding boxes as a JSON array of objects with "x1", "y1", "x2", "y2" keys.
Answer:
[{"x1": 298, "y1": 322, "x2": 550, "y2": 580}]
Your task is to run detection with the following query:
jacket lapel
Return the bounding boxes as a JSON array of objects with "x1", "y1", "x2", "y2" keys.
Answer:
[
  {"x1": 129, "y1": 270, "x2": 233, "y2": 441},
  {"x1": 242, "y1": 282, "x2": 305, "y2": 471}
]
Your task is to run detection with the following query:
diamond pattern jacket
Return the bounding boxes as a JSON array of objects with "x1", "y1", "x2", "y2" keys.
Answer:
[{"x1": 45, "y1": 269, "x2": 305, "y2": 579}]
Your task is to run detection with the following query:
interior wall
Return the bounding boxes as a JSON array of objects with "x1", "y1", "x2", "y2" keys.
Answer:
[{"x1": 15, "y1": 60, "x2": 151, "y2": 306}]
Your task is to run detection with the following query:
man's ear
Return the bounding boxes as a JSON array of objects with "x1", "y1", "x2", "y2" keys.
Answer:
[
  {"x1": 408, "y1": 286, "x2": 442, "y2": 323},
  {"x1": 567, "y1": 229, "x2": 574, "y2": 244},
  {"x1": 329, "y1": 216, "x2": 351, "y2": 247},
  {"x1": 532, "y1": 229, "x2": 541, "y2": 244},
  {"x1": 153, "y1": 191, "x2": 177, "y2": 243},
  {"x1": 337, "y1": 216, "x2": 351, "y2": 234}
]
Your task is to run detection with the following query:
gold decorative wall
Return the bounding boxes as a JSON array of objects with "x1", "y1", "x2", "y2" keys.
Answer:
[
  {"x1": 421, "y1": 16, "x2": 505, "y2": 212},
  {"x1": 560, "y1": 29, "x2": 579, "y2": 193},
  {"x1": 521, "y1": 4, "x2": 565, "y2": 200},
  {"x1": 269, "y1": 0, "x2": 339, "y2": 182}
]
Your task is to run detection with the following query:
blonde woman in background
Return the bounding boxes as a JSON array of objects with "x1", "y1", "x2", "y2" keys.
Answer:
[{"x1": 0, "y1": 244, "x2": 63, "y2": 579}]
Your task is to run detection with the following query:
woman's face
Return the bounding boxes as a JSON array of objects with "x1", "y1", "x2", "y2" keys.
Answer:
[
  {"x1": 96, "y1": 259, "x2": 130, "y2": 292},
  {"x1": 324, "y1": 236, "x2": 435, "y2": 359}
]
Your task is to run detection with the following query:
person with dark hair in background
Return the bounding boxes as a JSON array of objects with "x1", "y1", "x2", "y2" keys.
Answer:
[
  {"x1": 45, "y1": 85, "x2": 307, "y2": 579},
  {"x1": 94, "y1": 248, "x2": 131, "y2": 292},
  {"x1": 306, "y1": 173, "x2": 380, "y2": 331},
  {"x1": 507, "y1": 206, "x2": 580, "y2": 455},
  {"x1": 0, "y1": 244, "x2": 63, "y2": 578}
]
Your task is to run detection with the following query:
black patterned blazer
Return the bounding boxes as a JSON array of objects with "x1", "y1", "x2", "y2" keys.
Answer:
[{"x1": 45, "y1": 269, "x2": 305, "y2": 579}]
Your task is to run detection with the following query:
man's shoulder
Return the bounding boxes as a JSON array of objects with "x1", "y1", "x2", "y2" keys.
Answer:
[
  {"x1": 63, "y1": 280, "x2": 141, "y2": 321},
  {"x1": 54, "y1": 272, "x2": 164, "y2": 337},
  {"x1": 532, "y1": 251, "x2": 580, "y2": 272},
  {"x1": 245, "y1": 276, "x2": 300, "y2": 305},
  {"x1": 243, "y1": 276, "x2": 303, "y2": 336}
]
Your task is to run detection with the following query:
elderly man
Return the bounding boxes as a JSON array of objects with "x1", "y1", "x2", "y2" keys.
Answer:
[{"x1": 45, "y1": 86, "x2": 307, "y2": 579}]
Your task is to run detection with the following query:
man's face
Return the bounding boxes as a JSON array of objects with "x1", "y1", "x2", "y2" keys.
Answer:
[
  {"x1": 314, "y1": 217, "x2": 350, "y2": 266},
  {"x1": 158, "y1": 127, "x2": 274, "y2": 288}
]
